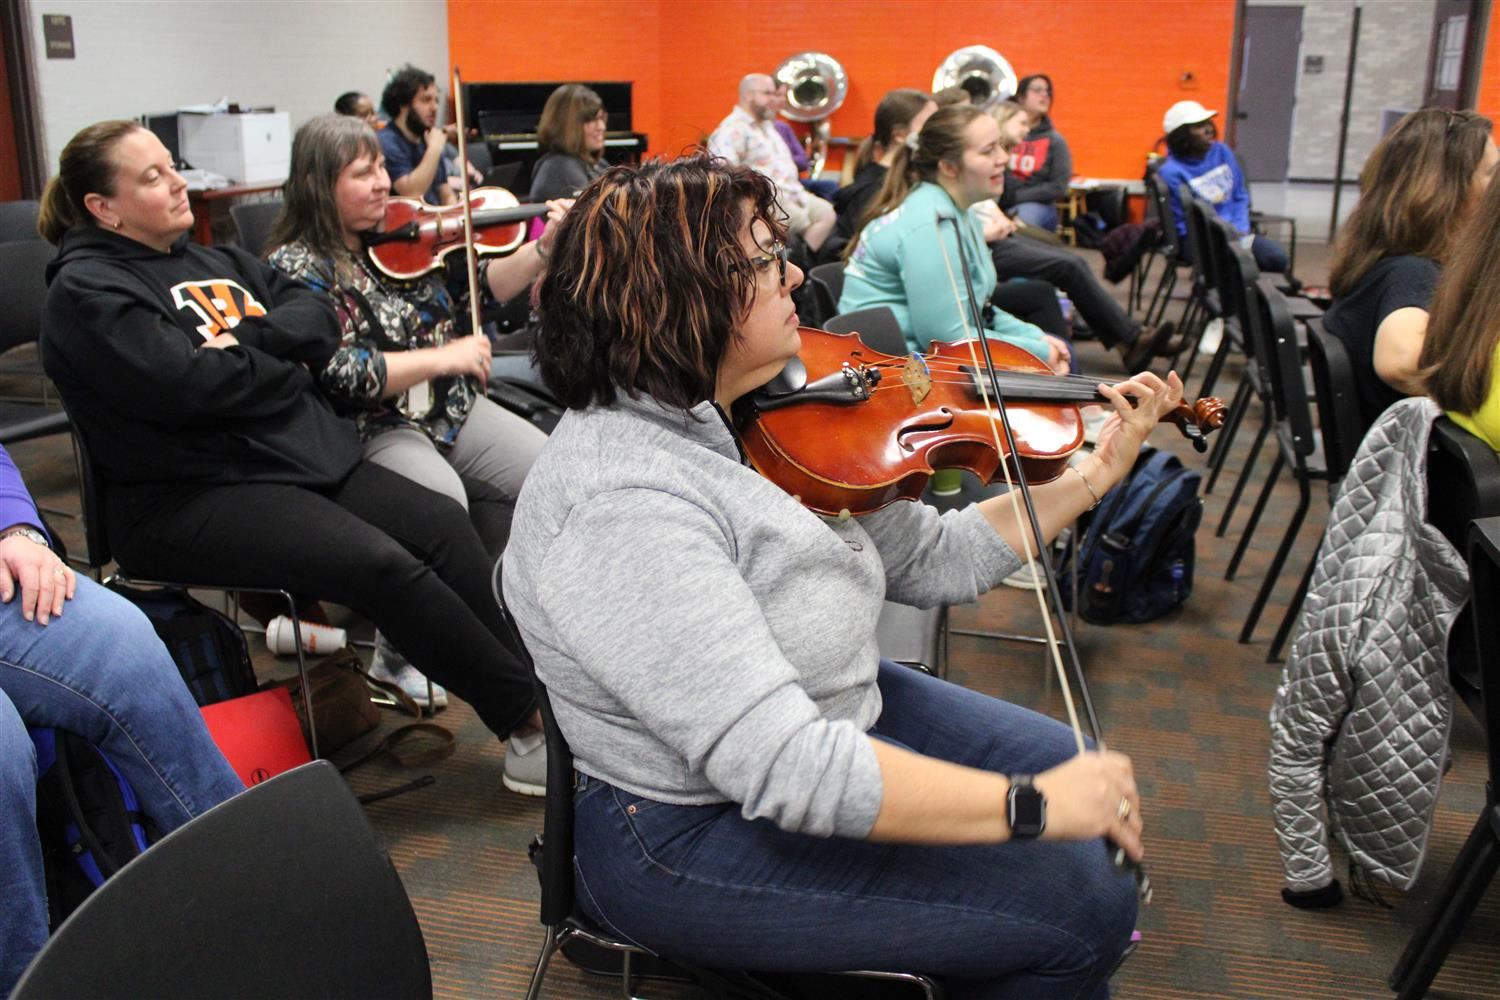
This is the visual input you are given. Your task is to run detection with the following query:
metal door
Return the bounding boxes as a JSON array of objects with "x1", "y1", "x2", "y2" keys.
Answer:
[{"x1": 1237, "y1": 5, "x2": 1303, "y2": 182}]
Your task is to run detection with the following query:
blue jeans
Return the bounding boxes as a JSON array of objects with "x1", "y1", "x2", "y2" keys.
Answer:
[
  {"x1": 572, "y1": 661, "x2": 1138, "y2": 999},
  {"x1": 0, "y1": 578, "x2": 243, "y2": 993},
  {"x1": 1250, "y1": 234, "x2": 1290, "y2": 275},
  {"x1": 1014, "y1": 201, "x2": 1060, "y2": 232}
]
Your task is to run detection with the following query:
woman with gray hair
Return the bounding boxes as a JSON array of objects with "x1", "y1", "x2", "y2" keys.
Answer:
[{"x1": 264, "y1": 116, "x2": 566, "y2": 789}]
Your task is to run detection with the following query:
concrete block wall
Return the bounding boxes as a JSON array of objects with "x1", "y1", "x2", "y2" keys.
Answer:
[{"x1": 1249, "y1": 0, "x2": 1437, "y2": 181}]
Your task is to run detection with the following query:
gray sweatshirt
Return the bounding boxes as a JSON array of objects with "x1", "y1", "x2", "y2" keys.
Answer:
[{"x1": 502, "y1": 394, "x2": 1021, "y2": 839}]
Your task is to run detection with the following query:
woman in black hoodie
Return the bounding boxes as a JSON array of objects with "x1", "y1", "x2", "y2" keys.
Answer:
[
  {"x1": 37, "y1": 120, "x2": 540, "y2": 764},
  {"x1": 1001, "y1": 74, "x2": 1072, "y2": 232}
]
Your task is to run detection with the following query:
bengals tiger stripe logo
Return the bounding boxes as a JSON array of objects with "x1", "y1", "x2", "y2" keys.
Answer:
[{"x1": 169, "y1": 279, "x2": 268, "y2": 339}]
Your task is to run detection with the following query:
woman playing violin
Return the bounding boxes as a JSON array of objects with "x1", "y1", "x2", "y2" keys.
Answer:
[
  {"x1": 264, "y1": 114, "x2": 565, "y2": 725},
  {"x1": 504, "y1": 153, "x2": 1184, "y2": 997},
  {"x1": 840, "y1": 104, "x2": 1072, "y2": 376}
]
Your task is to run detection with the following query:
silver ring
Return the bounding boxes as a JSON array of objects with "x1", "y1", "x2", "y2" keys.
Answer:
[{"x1": 1117, "y1": 796, "x2": 1131, "y2": 821}]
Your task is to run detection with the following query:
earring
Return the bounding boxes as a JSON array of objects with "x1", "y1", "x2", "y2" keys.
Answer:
[{"x1": 112, "y1": 220, "x2": 122, "y2": 230}]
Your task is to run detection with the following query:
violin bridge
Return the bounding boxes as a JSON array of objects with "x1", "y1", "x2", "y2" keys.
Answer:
[{"x1": 901, "y1": 353, "x2": 932, "y2": 405}]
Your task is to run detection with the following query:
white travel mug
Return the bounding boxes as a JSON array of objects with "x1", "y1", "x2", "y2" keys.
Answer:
[{"x1": 264, "y1": 615, "x2": 347, "y2": 656}]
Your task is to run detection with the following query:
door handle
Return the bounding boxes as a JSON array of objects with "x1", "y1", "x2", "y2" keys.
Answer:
[{"x1": 1236, "y1": 111, "x2": 1250, "y2": 120}]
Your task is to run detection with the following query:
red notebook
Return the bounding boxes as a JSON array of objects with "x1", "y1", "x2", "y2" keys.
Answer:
[{"x1": 200, "y1": 687, "x2": 312, "y2": 786}]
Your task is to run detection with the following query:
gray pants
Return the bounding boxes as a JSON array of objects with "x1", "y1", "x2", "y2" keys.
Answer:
[{"x1": 363, "y1": 396, "x2": 545, "y2": 509}]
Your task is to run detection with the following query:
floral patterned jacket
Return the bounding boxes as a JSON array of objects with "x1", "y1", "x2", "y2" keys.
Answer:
[{"x1": 269, "y1": 242, "x2": 477, "y2": 447}]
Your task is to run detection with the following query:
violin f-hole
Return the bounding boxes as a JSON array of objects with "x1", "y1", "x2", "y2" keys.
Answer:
[{"x1": 896, "y1": 408, "x2": 957, "y2": 453}]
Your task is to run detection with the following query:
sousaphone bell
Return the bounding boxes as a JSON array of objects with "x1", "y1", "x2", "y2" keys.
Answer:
[
  {"x1": 774, "y1": 51, "x2": 848, "y2": 179},
  {"x1": 932, "y1": 45, "x2": 1018, "y2": 110}
]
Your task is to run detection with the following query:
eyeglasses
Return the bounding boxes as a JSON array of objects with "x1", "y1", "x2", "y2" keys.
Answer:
[{"x1": 748, "y1": 241, "x2": 789, "y2": 287}]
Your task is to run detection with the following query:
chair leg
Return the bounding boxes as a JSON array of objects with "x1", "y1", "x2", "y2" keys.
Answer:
[
  {"x1": 1389, "y1": 809, "x2": 1500, "y2": 1000},
  {"x1": 1240, "y1": 475, "x2": 1309, "y2": 643},
  {"x1": 1216, "y1": 412, "x2": 1269, "y2": 537},
  {"x1": 280, "y1": 591, "x2": 319, "y2": 759},
  {"x1": 1225, "y1": 452, "x2": 1283, "y2": 581},
  {"x1": 1205, "y1": 380, "x2": 1253, "y2": 494},
  {"x1": 526, "y1": 925, "x2": 561, "y2": 1000},
  {"x1": 1268, "y1": 541, "x2": 1319, "y2": 662}
]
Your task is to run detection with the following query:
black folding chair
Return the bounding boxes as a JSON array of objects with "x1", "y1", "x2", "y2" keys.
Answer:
[
  {"x1": 68, "y1": 421, "x2": 322, "y2": 756},
  {"x1": 825, "y1": 306, "x2": 906, "y2": 355},
  {"x1": 1264, "y1": 320, "x2": 1365, "y2": 661},
  {"x1": 1388, "y1": 514, "x2": 1500, "y2": 999},
  {"x1": 0, "y1": 199, "x2": 40, "y2": 243},
  {"x1": 1224, "y1": 283, "x2": 1329, "y2": 645},
  {"x1": 11, "y1": 761, "x2": 431, "y2": 1000},
  {"x1": 807, "y1": 261, "x2": 846, "y2": 328},
  {"x1": 228, "y1": 198, "x2": 284, "y2": 258}
]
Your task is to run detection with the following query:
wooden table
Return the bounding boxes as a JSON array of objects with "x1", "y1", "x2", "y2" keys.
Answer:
[{"x1": 188, "y1": 180, "x2": 284, "y2": 246}]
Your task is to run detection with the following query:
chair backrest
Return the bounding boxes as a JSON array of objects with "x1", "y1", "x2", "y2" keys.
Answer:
[
  {"x1": 1252, "y1": 282, "x2": 1318, "y2": 459},
  {"x1": 0, "y1": 239, "x2": 56, "y2": 355},
  {"x1": 229, "y1": 199, "x2": 283, "y2": 258},
  {"x1": 1465, "y1": 516, "x2": 1500, "y2": 785},
  {"x1": 807, "y1": 261, "x2": 846, "y2": 325},
  {"x1": 825, "y1": 306, "x2": 906, "y2": 355},
  {"x1": 1220, "y1": 240, "x2": 1270, "y2": 385},
  {"x1": 1305, "y1": 318, "x2": 1364, "y2": 482},
  {"x1": 1176, "y1": 184, "x2": 1207, "y2": 287},
  {"x1": 10, "y1": 760, "x2": 432, "y2": 1000},
  {"x1": 1145, "y1": 172, "x2": 1179, "y2": 260},
  {"x1": 0, "y1": 199, "x2": 41, "y2": 243},
  {"x1": 67, "y1": 417, "x2": 113, "y2": 571},
  {"x1": 490, "y1": 560, "x2": 575, "y2": 925},
  {"x1": 1425, "y1": 417, "x2": 1500, "y2": 552}
]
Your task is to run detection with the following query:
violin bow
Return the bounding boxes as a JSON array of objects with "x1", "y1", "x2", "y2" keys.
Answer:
[
  {"x1": 933, "y1": 214, "x2": 1153, "y2": 904},
  {"x1": 450, "y1": 65, "x2": 485, "y2": 339}
]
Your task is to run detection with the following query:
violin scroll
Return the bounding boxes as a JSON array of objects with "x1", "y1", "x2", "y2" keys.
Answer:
[{"x1": 1164, "y1": 396, "x2": 1227, "y2": 453}]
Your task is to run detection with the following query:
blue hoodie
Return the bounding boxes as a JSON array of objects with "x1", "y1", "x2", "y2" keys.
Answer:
[{"x1": 1158, "y1": 141, "x2": 1250, "y2": 239}]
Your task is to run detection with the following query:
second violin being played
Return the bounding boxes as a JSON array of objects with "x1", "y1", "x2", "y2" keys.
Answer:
[
  {"x1": 363, "y1": 185, "x2": 549, "y2": 280},
  {"x1": 738, "y1": 327, "x2": 1225, "y2": 518}
]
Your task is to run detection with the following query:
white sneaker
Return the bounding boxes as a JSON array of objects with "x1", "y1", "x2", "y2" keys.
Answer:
[
  {"x1": 1081, "y1": 406, "x2": 1109, "y2": 447},
  {"x1": 1199, "y1": 318, "x2": 1224, "y2": 355},
  {"x1": 1000, "y1": 565, "x2": 1048, "y2": 591},
  {"x1": 503, "y1": 732, "x2": 547, "y2": 796},
  {"x1": 367, "y1": 657, "x2": 448, "y2": 710}
]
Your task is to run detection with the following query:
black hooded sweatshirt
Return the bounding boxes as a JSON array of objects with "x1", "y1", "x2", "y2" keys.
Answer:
[{"x1": 41, "y1": 227, "x2": 362, "y2": 495}]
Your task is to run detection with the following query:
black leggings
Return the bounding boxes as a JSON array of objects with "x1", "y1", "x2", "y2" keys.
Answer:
[{"x1": 108, "y1": 461, "x2": 535, "y2": 738}]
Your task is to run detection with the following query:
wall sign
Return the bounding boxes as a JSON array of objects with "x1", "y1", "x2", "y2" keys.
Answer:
[{"x1": 42, "y1": 14, "x2": 74, "y2": 59}]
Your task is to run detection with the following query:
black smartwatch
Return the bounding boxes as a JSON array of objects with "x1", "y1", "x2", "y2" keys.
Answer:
[{"x1": 1006, "y1": 774, "x2": 1046, "y2": 839}]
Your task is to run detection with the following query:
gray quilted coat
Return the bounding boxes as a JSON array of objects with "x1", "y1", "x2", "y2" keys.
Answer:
[{"x1": 1268, "y1": 398, "x2": 1470, "y2": 891}]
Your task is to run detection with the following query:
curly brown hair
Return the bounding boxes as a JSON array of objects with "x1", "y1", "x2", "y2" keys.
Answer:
[{"x1": 534, "y1": 154, "x2": 785, "y2": 410}]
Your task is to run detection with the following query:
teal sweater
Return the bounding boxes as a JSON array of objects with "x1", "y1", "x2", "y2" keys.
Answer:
[{"x1": 838, "y1": 182, "x2": 1049, "y2": 360}]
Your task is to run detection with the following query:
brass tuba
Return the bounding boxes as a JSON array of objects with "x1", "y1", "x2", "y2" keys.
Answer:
[
  {"x1": 773, "y1": 52, "x2": 848, "y2": 179},
  {"x1": 932, "y1": 45, "x2": 1018, "y2": 110}
]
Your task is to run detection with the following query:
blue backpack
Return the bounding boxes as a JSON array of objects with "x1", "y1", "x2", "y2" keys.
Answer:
[
  {"x1": 1058, "y1": 447, "x2": 1202, "y2": 624},
  {"x1": 29, "y1": 728, "x2": 158, "y2": 928}
]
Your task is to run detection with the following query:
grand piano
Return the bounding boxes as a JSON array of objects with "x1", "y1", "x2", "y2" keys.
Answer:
[{"x1": 462, "y1": 81, "x2": 648, "y2": 198}]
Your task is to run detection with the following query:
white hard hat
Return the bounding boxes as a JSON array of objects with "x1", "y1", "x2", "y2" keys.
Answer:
[{"x1": 1163, "y1": 100, "x2": 1217, "y2": 135}]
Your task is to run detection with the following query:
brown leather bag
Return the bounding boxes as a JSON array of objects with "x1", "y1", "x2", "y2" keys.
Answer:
[{"x1": 278, "y1": 647, "x2": 390, "y2": 754}]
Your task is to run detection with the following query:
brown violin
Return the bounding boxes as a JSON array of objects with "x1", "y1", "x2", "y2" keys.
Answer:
[
  {"x1": 738, "y1": 327, "x2": 1225, "y2": 517},
  {"x1": 364, "y1": 186, "x2": 549, "y2": 280}
]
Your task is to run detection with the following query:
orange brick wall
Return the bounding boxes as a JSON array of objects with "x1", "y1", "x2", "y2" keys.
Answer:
[{"x1": 448, "y1": 0, "x2": 1237, "y2": 180}]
